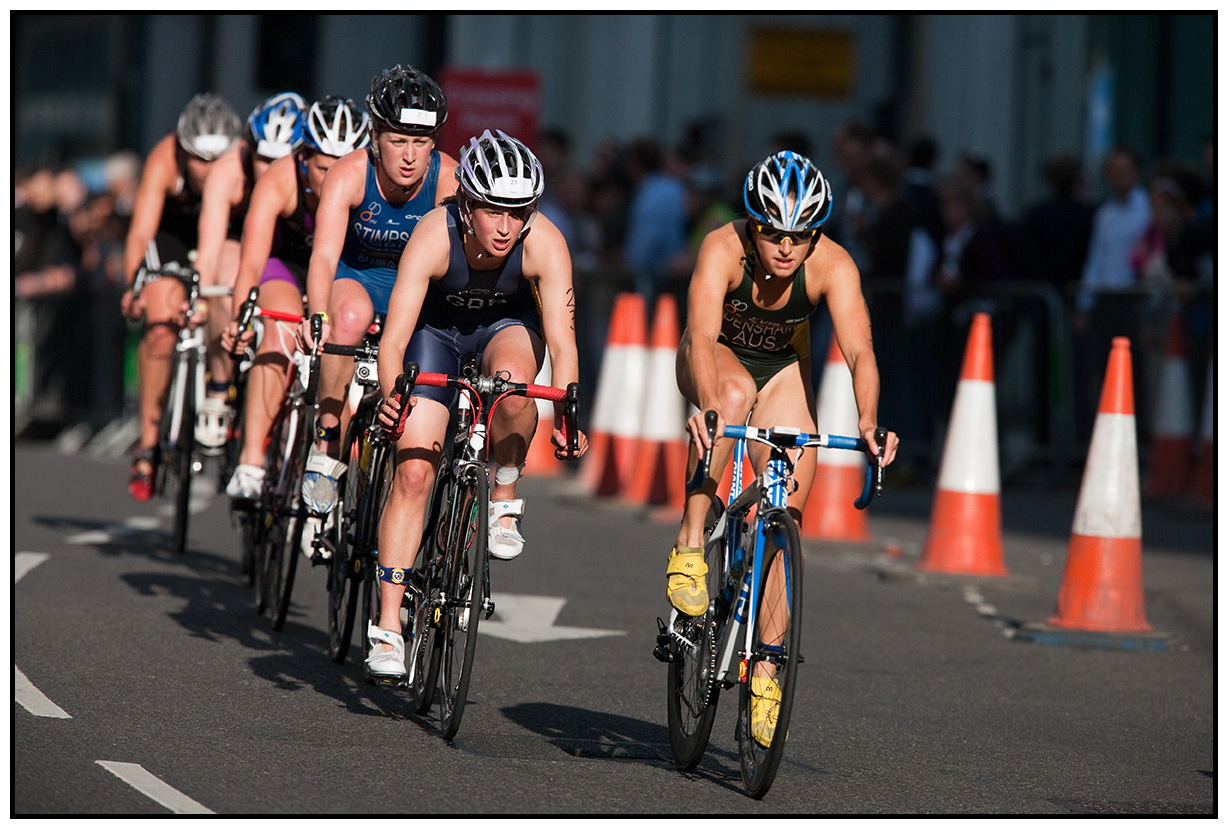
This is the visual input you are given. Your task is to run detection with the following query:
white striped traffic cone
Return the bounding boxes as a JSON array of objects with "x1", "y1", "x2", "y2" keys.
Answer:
[
  {"x1": 1144, "y1": 313, "x2": 1194, "y2": 497},
  {"x1": 1048, "y1": 337, "x2": 1150, "y2": 632},
  {"x1": 624, "y1": 293, "x2": 688, "y2": 508},
  {"x1": 580, "y1": 292, "x2": 647, "y2": 496},
  {"x1": 802, "y1": 332, "x2": 870, "y2": 541},
  {"x1": 917, "y1": 312, "x2": 1008, "y2": 576}
]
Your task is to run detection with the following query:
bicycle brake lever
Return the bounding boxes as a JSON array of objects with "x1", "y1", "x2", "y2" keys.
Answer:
[
  {"x1": 565, "y1": 383, "x2": 580, "y2": 454},
  {"x1": 685, "y1": 410, "x2": 718, "y2": 495},
  {"x1": 389, "y1": 366, "x2": 416, "y2": 441}
]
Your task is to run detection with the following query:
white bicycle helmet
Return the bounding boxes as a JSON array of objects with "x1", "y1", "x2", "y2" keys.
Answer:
[
  {"x1": 247, "y1": 91, "x2": 307, "y2": 159},
  {"x1": 457, "y1": 130, "x2": 544, "y2": 238},
  {"x1": 303, "y1": 96, "x2": 371, "y2": 157},
  {"x1": 743, "y1": 151, "x2": 832, "y2": 234},
  {"x1": 177, "y1": 93, "x2": 242, "y2": 161}
]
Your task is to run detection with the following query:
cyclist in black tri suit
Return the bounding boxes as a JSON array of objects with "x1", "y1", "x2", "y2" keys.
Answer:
[
  {"x1": 221, "y1": 96, "x2": 372, "y2": 503},
  {"x1": 365, "y1": 130, "x2": 589, "y2": 683},
  {"x1": 669, "y1": 151, "x2": 899, "y2": 745},
  {"x1": 120, "y1": 93, "x2": 242, "y2": 501}
]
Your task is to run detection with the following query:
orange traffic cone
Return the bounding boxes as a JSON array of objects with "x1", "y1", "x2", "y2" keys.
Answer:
[
  {"x1": 1187, "y1": 359, "x2": 1214, "y2": 510},
  {"x1": 523, "y1": 350, "x2": 562, "y2": 477},
  {"x1": 625, "y1": 294, "x2": 689, "y2": 508},
  {"x1": 802, "y1": 333, "x2": 870, "y2": 541},
  {"x1": 581, "y1": 293, "x2": 648, "y2": 497},
  {"x1": 1144, "y1": 314, "x2": 1194, "y2": 496},
  {"x1": 1047, "y1": 337, "x2": 1151, "y2": 632},
  {"x1": 917, "y1": 312, "x2": 1008, "y2": 576}
]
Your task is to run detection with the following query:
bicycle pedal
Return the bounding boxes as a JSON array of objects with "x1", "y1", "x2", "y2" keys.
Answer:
[
  {"x1": 652, "y1": 618, "x2": 675, "y2": 663},
  {"x1": 368, "y1": 673, "x2": 408, "y2": 689}
]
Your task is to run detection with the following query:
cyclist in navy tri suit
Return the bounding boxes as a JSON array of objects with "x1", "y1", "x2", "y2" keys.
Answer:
[
  {"x1": 362, "y1": 130, "x2": 588, "y2": 682},
  {"x1": 298, "y1": 65, "x2": 458, "y2": 518},
  {"x1": 120, "y1": 93, "x2": 242, "y2": 501},
  {"x1": 221, "y1": 96, "x2": 372, "y2": 503},
  {"x1": 668, "y1": 151, "x2": 899, "y2": 746}
]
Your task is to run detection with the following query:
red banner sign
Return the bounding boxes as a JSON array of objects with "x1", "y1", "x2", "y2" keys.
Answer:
[{"x1": 436, "y1": 67, "x2": 541, "y2": 160}]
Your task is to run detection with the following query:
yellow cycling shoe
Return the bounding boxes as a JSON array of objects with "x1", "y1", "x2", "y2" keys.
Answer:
[
  {"x1": 750, "y1": 675, "x2": 782, "y2": 748},
  {"x1": 666, "y1": 545, "x2": 708, "y2": 616}
]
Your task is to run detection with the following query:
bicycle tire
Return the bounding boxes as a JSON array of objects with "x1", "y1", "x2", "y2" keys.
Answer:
[
  {"x1": 357, "y1": 438, "x2": 395, "y2": 663},
  {"x1": 170, "y1": 352, "x2": 197, "y2": 553},
  {"x1": 438, "y1": 464, "x2": 488, "y2": 741},
  {"x1": 257, "y1": 404, "x2": 297, "y2": 618},
  {"x1": 408, "y1": 455, "x2": 451, "y2": 715},
  {"x1": 269, "y1": 403, "x2": 310, "y2": 631},
  {"x1": 666, "y1": 505, "x2": 728, "y2": 770},
  {"x1": 737, "y1": 507, "x2": 803, "y2": 799},
  {"x1": 252, "y1": 405, "x2": 289, "y2": 616},
  {"x1": 328, "y1": 411, "x2": 367, "y2": 664}
]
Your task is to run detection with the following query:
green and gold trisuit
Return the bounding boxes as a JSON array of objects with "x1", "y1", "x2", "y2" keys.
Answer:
[{"x1": 717, "y1": 249, "x2": 818, "y2": 391}]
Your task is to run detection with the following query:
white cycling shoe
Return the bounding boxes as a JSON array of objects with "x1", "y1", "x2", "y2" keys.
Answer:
[
  {"x1": 300, "y1": 512, "x2": 334, "y2": 562},
  {"x1": 226, "y1": 464, "x2": 265, "y2": 501},
  {"x1": 365, "y1": 623, "x2": 406, "y2": 684},
  {"x1": 488, "y1": 499, "x2": 526, "y2": 560}
]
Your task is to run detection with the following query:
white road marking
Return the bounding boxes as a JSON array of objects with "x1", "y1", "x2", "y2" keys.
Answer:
[
  {"x1": 15, "y1": 551, "x2": 49, "y2": 583},
  {"x1": 481, "y1": 593, "x2": 625, "y2": 643},
  {"x1": 14, "y1": 553, "x2": 71, "y2": 718},
  {"x1": 66, "y1": 515, "x2": 161, "y2": 545},
  {"x1": 14, "y1": 667, "x2": 71, "y2": 719},
  {"x1": 96, "y1": 761, "x2": 215, "y2": 814}
]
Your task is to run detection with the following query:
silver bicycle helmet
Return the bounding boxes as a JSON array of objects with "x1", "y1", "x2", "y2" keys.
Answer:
[
  {"x1": 177, "y1": 93, "x2": 242, "y2": 161},
  {"x1": 247, "y1": 91, "x2": 306, "y2": 159},
  {"x1": 456, "y1": 130, "x2": 544, "y2": 239},
  {"x1": 743, "y1": 151, "x2": 832, "y2": 234},
  {"x1": 366, "y1": 64, "x2": 448, "y2": 134},
  {"x1": 303, "y1": 96, "x2": 371, "y2": 157}
]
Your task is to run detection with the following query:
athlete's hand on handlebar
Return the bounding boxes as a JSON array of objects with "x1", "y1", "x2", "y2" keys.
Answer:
[
  {"x1": 297, "y1": 314, "x2": 331, "y2": 355},
  {"x1": 687, "y1": 405, "x2": 726, "y2": 453},
  {"x1": 862, "y1": 423, "x2": 899, "y2": 468},
  {"x1": 120, "y1": 288, "x2": 145, "y2": 321},
  {"x1": 550, "y1": 421, "x2": 589, "y2": 460},
  {"x1": 221, "y1": 319, "x2": 257, "y2": 355}
]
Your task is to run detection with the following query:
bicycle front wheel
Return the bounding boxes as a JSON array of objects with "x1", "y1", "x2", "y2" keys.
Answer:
[
  {"x1": 666, "y1": 510, "x2": 728, "y2": 771},
  {"x1": 737, "y1": 507, "x2": 803, "y2": 799},
  {"x1": 356, "y1": 437, "x2": 394, "y2": 662},
  {"x1": 408, "y1": 456, "x2": 451, "y2": 715},
  {"x1": 438, "y1": 465, "x2": 488, "y2": 741},
  {"x1": 328, "y1": 415, "x2": 366, "y2": 664},
  {"x1": 170, "y1": 352, "x2": 197, "y2": 553},
  {"x1": 269, "y1": 404, "x2": 310, "y2": 631}
]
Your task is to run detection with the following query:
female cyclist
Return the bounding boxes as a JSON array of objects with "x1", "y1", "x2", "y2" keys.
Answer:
[
  {"x1": 667, "y1": 151, "x2": 899, "y2": 744},
  {"x1": 222, "y1": 96, "x2": 372, "y2": 504},
  {"x1": 364, "y1": 129, "x2": 589, "y2": 682},
  {"x1": 120, "y1": 93, "x2": 242, "y2": 501},
  {"x1": 194, "y1": 91, "x2": 307, "y2": 449},
  {"x1": 298, "y1": 64, "x2": 457, "y2": 518}
]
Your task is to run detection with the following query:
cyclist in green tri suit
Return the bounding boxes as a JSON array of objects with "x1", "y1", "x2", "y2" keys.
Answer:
[{"x1": 668, "y1": 151, "x2": 899, "y2": 745}]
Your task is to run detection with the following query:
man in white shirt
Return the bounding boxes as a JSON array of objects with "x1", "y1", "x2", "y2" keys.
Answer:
[{"x1": 1076, "y1": 147, "x2": 1151, "y2": 315}]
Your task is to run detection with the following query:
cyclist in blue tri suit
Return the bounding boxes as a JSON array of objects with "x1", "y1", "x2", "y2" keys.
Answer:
[
  {"x1": 222, "y1": 96, "x2": 372, "y2": 502},
  {"x1": 120, "y1": 93, "x2": 242, "y2": 501},
  {"x1": 298, "y1": 65, "x2": 457, "y2": 520},
  {"x1": 668, "y1": 151, "x2": 899, "y2": 745},
  {"x1": 363, "y1": 129, "x2": 589, "y2": 682},
  {"x1": 194, "y1": 91, "x2": 307, "y2": 450}
]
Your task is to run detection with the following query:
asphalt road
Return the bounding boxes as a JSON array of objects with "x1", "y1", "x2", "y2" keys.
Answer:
[{"x1": 12, "y1": 442, "x2": 1216, "y2": 815}]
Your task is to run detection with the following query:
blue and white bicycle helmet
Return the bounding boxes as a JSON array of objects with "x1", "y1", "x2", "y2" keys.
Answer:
[
  {"x1": 247, "y1": 91, "x2": 307, "y2": 159},
  {"x1": 303, "y1": 96, "x2": 371, "y2": 157},
  {"x1": 743, "y1": 151, "x2": 833, "y2": 235},
  {"x1": 456, "y1": 129, "x2": 544, "y2": 238},
  {"x1": 177, "y1": 93, "x2": 242, "y2": 161}
]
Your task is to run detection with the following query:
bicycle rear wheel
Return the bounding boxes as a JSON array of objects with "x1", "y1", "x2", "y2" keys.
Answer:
[
  {"x1": 170, "y1": 352, "x2": 197, "y2": 553},
  {"x1": 328, "y1": 412, "x2": 367, "y2": 663},
  {"x1": 666, "y1": 508, "x2": 728, "y2": 770},
  {"x1": 737, "y1": 507, "x2": 803, "y2": 799},
  {"x1": 408, "y1": 456, "x2": 452, "y2": 715},
  {"x1": 438, "y1": 464, "x2": 488, "y2": 741},
  {"x1": 269, "y1": 404, "x2": 310, "y2": 631}
]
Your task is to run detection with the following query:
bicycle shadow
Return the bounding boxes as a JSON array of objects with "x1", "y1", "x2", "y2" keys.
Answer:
[{"x1": 499, "y1": 701, "x2": 751, "y2": 795}]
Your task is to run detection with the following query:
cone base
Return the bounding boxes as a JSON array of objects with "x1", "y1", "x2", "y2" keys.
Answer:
[
  {"x1": 802, "y1": 462, "x2": 871, "y2": 542},
  {"x1": 1047, "y1": 533, "x2": 1151, "y2": 633},
  {"x1": 1011, "y1": 621, "x2": 1171, "y2": 651},
  {"x1": 918, "y1": 489, "x2": 1008, "y2": 576}
]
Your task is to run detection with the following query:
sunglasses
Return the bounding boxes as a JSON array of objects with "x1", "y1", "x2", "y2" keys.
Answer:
[{"x1": 752, "y1": 223, "x2": 820, "y2": 245}]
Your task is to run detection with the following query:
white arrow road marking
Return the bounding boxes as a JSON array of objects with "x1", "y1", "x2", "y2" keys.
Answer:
[
  {"x1": 67, "y1": 516, "x2": 160, "y2": 545},
  {"x1": 14, "y1": 553, "x2": 71, "y2": 718},
  {"x1": 96, "y1": 762, "x2": 215, "y2": 815},
  {"x1": 480, "y1": 593, "x2": 625, "y2": 643},
  {"x1": 15, "y1": 667, "x2": 71, "y2": 719}
]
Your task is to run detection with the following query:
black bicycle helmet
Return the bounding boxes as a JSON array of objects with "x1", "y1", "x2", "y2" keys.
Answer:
[{"x1": 365, "y1": 64, "x2": 448, "y2": 135}]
